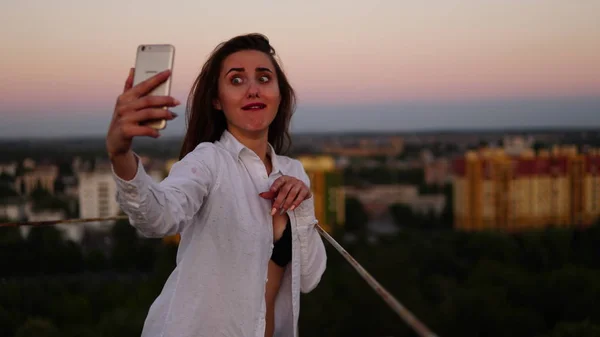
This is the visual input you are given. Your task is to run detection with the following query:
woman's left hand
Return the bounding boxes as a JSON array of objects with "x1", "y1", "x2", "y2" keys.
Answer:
[{"x1": 259, "y1": 175, "x2": 312, "y2": 215}]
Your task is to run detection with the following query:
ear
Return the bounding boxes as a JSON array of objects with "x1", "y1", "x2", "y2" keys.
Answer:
[{"x1": 212, "y1": 98, "x2": 222, "y2": 111}]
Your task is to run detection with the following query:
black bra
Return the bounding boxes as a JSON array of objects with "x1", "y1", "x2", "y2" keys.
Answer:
[{"x1": 270, "y1": 218, "x2": 292, "y2": 267}]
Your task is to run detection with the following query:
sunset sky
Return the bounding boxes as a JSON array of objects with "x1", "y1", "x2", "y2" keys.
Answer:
[{"x1": 1, "y1": 0, "x2": 599, "y2": 137}]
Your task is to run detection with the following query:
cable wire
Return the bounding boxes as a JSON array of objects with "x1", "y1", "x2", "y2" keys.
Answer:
[
  {"x1": 0, "y1": 216, "x2": 129, "y2": 228},
  {"x1": 315, "y1": 225, "x2": 438, "y2": 337}
]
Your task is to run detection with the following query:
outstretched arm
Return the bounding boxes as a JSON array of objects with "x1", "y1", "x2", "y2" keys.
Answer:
[{"x1": 111, "y1": 145, "x2": 215, "y2": 237}]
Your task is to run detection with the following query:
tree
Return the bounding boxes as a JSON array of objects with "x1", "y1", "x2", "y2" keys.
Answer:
[
  {"x1": 344, "y1": 197, "x2": 368, "y2": 236},
  {"x1": 14, "y1": 318, "x2": 60, "y2": 337},
  {"x1": 440, "y1": 183, "x2": 454, "y2": 228},
  {"x1": 111, "y1": 218, "x2": 139, "y2": 271},
  {"x1": 29, "y1": 184, "x2": 52, "y2": 201},
  {"x1": 545, "y1": 321, "x2": 600, "y2": 337},
  {"x1": 26, "y1": 226, "x2": 68, "y2": 274},
  {"x1": 389, "y1": 203, "x2": 415, "y2": 228}
]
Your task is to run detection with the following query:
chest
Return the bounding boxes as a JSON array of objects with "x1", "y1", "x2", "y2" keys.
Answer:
[
  {"x1": 215, "y1": 153, "x2": 282, "y2": 202},
  {"x1": 203, "y1": 154, "x2": 284, "y2": 243}
]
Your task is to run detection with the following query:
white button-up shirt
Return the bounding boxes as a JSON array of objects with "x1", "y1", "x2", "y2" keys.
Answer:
[{"x1": 112, "y1": 130, "x2": 327, "y2": 337}]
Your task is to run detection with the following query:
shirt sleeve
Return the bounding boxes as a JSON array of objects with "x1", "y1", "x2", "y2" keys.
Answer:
[
  {"x1": 112, "y1": 144, "x2": 215, "y2": 237},
  {"x1": 292, "y1": 161, "x2": 327, "y2": 293}
]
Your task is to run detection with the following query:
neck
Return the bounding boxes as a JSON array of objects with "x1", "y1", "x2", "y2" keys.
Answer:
[{"x1": 228, "y1": 128, "x2": 270, "y2": 162}]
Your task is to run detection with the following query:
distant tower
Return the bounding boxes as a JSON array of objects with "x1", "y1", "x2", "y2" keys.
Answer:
[{"x1": 296, "y1": 155, "x2": 345, "y2": 233}]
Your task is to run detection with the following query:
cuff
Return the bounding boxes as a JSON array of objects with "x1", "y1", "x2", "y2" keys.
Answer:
[
  {"x1": 111, "y1": 153, "x2": 154, "y2": 205},
  {"x1": 294, "y1": 196, "x2": 318, "y2": 230}
]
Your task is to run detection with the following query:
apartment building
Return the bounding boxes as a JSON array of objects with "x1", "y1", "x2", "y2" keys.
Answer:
[
  {"x1": 78, "y1": 163, "x2": 163, "y2": 232},
  {"x1": 14, "y1": 165, "x2": 59, "y2": 195},
  {"x1": 453, "y1": 146, "x2": 600, "y2": 232}
]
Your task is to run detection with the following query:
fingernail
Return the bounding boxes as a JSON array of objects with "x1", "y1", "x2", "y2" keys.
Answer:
[
  {"x1": 279, "y1": 208, "x2": 285, "y2": 215},
  {"x1": 271, "y1": 207, "x2": 277, "y2": 216},
  {"x1": 174, "y1": 99, "x2": 181, "y2": 105},
  {"x1": 290, "y1": 205, "x2": 295, "y2": 211}
]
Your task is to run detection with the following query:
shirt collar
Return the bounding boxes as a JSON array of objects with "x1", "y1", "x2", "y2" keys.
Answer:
[
  {"x1": 220, "y1": 129, "x2": 246, "y2": 157},
  {"x1": 219, "y1": 130, "x2": 283, "y2": 175}
]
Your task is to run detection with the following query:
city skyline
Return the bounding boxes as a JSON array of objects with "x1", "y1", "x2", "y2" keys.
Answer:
[{"x1": 1, "y1": 0, "x2": 599, "y2": 137}]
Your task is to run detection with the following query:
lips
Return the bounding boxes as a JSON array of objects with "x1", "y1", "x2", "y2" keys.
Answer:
[{"x1": 241, "y1": 103, "x2": 266, "y2": 110}]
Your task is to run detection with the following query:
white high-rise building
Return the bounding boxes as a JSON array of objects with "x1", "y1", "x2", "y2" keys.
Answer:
[
  {"x1": 78, "y1": 170, "x2": 122, "y2": 232},
  {"x1": 77, "y1": 165, "x2": 164, "y2": 233}
]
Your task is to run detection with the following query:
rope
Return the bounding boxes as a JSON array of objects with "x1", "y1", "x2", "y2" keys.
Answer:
[
  {"x1": 0, "y1": 216, "x2": 439, "y2": 337},
  {"x1": 0, "y1": 216, "x2": 129, "y2": 228},
  {"x1": 315, "y1": 225, "x2": 438, "y2": 337}
]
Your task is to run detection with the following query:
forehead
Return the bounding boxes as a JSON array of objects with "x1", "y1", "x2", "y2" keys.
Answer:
[{"x1": 221, "y1": 50, "x2": 274, "y2": 72}]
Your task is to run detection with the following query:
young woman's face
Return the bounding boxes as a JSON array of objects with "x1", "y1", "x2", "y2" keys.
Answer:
[{"x1": 215, "y1": 50, "x2": 281, "y2": 137}]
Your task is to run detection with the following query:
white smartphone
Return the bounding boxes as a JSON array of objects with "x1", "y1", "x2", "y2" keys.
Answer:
[{"x1": 133, "y1": 44, "x2": 175, "y2": 130}]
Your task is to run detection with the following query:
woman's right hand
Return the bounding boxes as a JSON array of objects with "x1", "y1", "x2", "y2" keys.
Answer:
[{"x1": 106, "y1": 68, "x2": 180, "y2": 159}]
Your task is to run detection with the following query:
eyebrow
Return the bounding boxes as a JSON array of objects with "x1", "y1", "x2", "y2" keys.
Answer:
[{"x1": 225, "y1": 67, "x2": 273, "y2": 75}]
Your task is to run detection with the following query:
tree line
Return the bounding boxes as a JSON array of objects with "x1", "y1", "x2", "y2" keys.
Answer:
[{"x1": 1, "y1": 214, "x2": 600, "y2": 336}]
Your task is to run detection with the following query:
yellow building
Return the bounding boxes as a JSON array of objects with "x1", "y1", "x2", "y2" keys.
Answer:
[
  {"x1": 453, "y1": 146, "x2": 600, "y2": 232},
  {"x1": 296, "y1": 155, "x2": 345, "y2": 233}
]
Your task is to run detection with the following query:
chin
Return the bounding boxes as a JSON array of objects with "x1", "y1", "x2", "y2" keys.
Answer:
[
  {"x1": 244, "y1": 118, "x2": 276, "y2": 133},
  {"x1": 245, "y1": 125, "x2": 271, "y2": 135},
  {"x1": 230, "y1": 111, "x2": 276, "y2": 135}
]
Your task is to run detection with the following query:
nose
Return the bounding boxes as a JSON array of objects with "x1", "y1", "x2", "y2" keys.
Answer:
[{"x1": 246, "y1": 79, "x2": 260, "y2": 98}]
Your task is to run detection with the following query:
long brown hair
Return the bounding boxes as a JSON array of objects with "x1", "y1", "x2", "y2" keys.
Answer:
[{"x1": 178, "y1": 33, "x2": 296, "y2": 160}]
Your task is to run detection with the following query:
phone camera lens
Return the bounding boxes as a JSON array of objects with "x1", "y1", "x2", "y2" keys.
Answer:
[{"x1": 141, "y1": 46, "x2": 146, "y2": 51}]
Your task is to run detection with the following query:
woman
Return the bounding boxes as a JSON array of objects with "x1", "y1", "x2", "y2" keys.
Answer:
[{"x1": 106, "y1": 33, "x2": 327, "y2": 337}]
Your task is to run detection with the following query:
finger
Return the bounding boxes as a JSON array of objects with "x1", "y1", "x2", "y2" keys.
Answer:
[
  {"x1": 281, "y1": 184, "x2": 302, "y2": 211},
  {"x1": 126, "y1": 69, "x2": 172, "y2": 99},
  {"x1": 120, "y1": 124, "x2": 160, "y2": 139},
  {"x1": 259, "y1": 191, "x2": 276, "y2": 199},
  {"x1": 289, "y1": 188, "x2": 310, "y2": 211},
  {"x1": 123, "y1": 68, "x2": 134, "y2": 92},
  {"x1": 121, "y1": 108, "x2": 177, "y2": 123},
  {"x1": 115, "y1": 96, "x2": 180, "y2": 118},
  {"x1": 272, "y1": 182, "x2": 294, "y2": 215},
  {"x1": 269, "y1": 176, "x2": 288, "y2": 193},
  {"x1": 126, "y1": 95, "x2": 181, "y2": 111}
]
